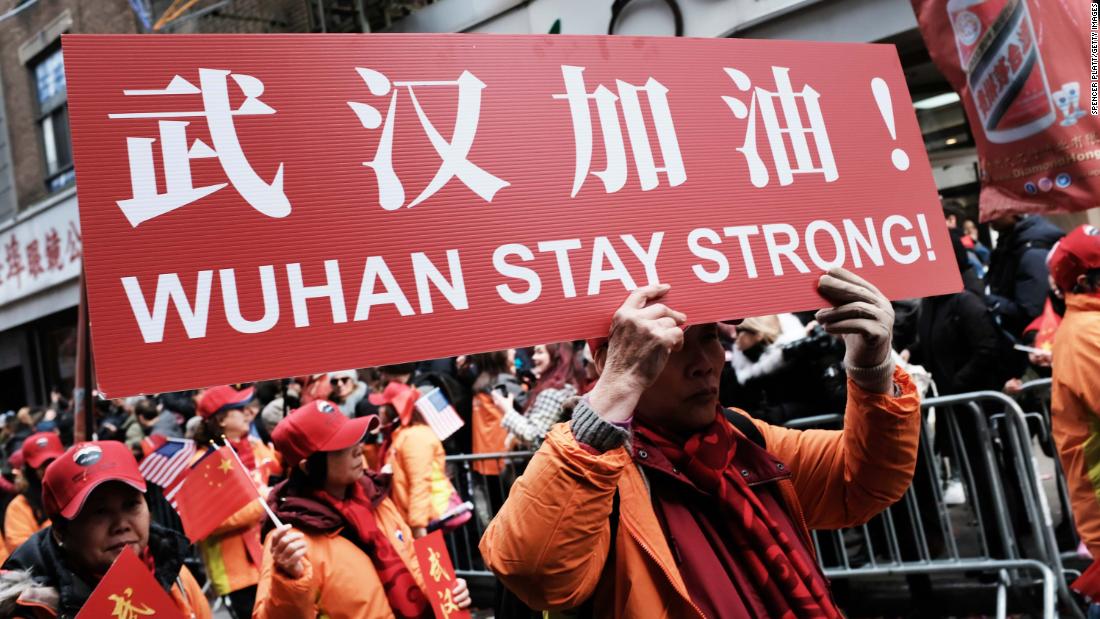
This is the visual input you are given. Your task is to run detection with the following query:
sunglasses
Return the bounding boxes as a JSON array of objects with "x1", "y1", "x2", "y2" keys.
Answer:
[{"x1": 330, "y1": 376, "x2": 354, "y2": 386}]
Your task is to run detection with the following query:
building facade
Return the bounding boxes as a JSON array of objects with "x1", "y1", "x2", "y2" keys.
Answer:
[{"x1": 0, "y1": 0, "x2": 312, "y2": 410}]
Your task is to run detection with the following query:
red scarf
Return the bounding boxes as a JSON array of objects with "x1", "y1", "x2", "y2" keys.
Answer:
[
  {"x1": 314, "y1": 483, "x2": 431, "y2": 619},
  {"x1": 230, "y1": 436, "x2": 256, "y2": 471},
  {"x1": 634, "y1": 415, "x2": 841, "y2": 619}
]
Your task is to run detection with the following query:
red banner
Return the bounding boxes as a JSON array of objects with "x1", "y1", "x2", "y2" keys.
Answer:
[
  {"x1": 913, "y1": 0, "x2": 1099, "y2": 221},
  {"x1": 62, "y1": 34, "x2": 958, "y2": 397},
  {"x1": 414, "y1": 530, "x2": 471, "y2": 619}
]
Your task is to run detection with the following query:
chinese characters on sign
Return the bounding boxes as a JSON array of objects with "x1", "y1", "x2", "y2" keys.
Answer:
[
  {"x1": 414, "y1": 530, "x2": 470, "y2": 619},
  {"x1": 0, "y1": 196, "x2": 81, "y2": 307},
  {"x1": 113, "y1": 62, "x2": 862, "y2": 223},
  {"x1": 109, "y1": 70, "x2": 289, "y2": 227}
]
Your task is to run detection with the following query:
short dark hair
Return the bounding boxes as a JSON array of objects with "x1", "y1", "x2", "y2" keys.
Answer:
[
  {"x1": 1074, "y1": 268, "x2": 1100, "y2": 294},
  {"x1": 135, "y1": 398, "x2": 158, "y2": 421},
  {"x1": 942, "y1": 202, "x2": 966, "y2": 223}
]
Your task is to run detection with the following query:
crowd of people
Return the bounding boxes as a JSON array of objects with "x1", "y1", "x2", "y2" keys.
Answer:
[{"x1": 0, "y1": 209, "x2": 1096, "y2": 617}]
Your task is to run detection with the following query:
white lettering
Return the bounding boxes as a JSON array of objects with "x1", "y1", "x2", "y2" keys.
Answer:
[
  {"x1": 286, "y1": 260, "x2": 347, "y2": 328},
  {"x1": 122, "y1": 271, "x2": 213, "y2": 344},
  {"x1": 493, "y1": 244, "x2": 542, "y2": 305},
  {"x1": 354, "y1": 256, "x2": 415, "y2": 320},
  {"x1": 220, "y1": 266, "x2": 279, "y2": 334},
  {"x1": 412, "y1": 250, "x2": 468, "y2": 314},
  {"x1": 688, "y1": 228, "x2": 729, "y2": 284}
]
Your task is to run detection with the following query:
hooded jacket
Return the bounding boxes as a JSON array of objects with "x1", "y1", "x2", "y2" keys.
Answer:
[
  {"x1": 253, "y1": 475, "x2": 426, "y2": 619},
  {"x1": 986, "y1": 216, "x2": 1065, "y2": 336},
  {"x1": 0, "y1": 523, "x2": 209, "y2": 618},
  {"x1": 480, "y1": 367, "x2": 920, "y2": 618},
  {"x1": 1051, "y1": 294, "x2": 1100, "y2": 560}
]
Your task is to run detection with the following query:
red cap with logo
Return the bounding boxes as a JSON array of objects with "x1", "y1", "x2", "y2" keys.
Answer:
[
  {"x1": 22, "y1": 432, "x2": 65, "y2": 469},
  {"x1": 271, "y1": 400, "x2": 379, "y2": 467},
  {"x1": 197, "y1": 385, "x2": 255, "y2": 419},
  {"x1": 42, "y1": 441, "x2": 147, "y2": 520},
  {"x1": 368, "y1": 382, "x2": 419, "y2": 426},
  {"x1": 1049, "y1": 225, "x2": 1100, "y2": 293}
]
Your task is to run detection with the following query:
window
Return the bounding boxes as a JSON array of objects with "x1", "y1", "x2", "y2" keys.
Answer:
[{"x1": 32, "y1": 48, "x2": 74, "y2": 193}]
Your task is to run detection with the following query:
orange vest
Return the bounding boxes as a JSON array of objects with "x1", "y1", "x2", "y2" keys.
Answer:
[{"x1": 471, "y1": 393, "x2": 508, "y2": 476}]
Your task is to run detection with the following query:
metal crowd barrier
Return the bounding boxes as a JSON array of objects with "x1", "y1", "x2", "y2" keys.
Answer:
[
  {"x1": 439, "y1": 383, "x2": 1083, "y2": 617},
  {"x1": 806, "y1": 390, "x2": 1072, "y2": 618}
]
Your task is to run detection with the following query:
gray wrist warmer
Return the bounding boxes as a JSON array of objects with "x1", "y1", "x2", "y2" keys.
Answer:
[
  {"x1": 570, "y1": 400, "x2": 630, "y2": 452},
  {"x1": 844, "y1": 356, "x2": 897, "y2": 393}
]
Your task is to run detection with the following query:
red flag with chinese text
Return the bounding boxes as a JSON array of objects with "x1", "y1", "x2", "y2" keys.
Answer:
[
  {"x1": 173, "y1": 446, "x2": 257, "y2": 543},
  {"x1": 414, "y1": 531, "x2": 470, "y2": 619},
  {"x1": 75, "y1": 545, "x2": 184, "y2": 619}
]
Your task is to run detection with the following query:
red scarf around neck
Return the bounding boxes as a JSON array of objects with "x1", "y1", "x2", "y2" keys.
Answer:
[
  {"x1": 229, "y1": 436, "x2": 256, "y2": 471},
  {"x1": 314, "y1": 482, "x2": 431, "y2": 619},
  {"x1": 634, "y1": 414, "x2": 841, "y2": 619}
]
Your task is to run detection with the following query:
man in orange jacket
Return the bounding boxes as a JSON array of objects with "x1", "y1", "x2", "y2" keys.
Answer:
[
  {"x1": 480, "y1": 268, "x2": 921, "y2": 618},
  {"x1": 1045, "y1": 225, "x2": 1100, "y2": 608}
]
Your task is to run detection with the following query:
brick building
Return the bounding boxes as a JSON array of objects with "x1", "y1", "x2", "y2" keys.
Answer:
[{"x1": 0, "y1": 0, "x2": 321, "y2": 410}]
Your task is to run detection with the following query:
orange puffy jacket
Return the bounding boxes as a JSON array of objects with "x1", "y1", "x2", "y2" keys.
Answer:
[
  {"x1": 480, "y1": 367, "x2": 920, "y2": 618},
  {"x1": 4, "y1": 495, "x2": 48, "y2": 554},
  {"x1": 386, "y1": 424, "x2": 452, "y2": 530},
  {"x1": 253, "y1": 496, "x2": 425, "y2": 618},
  {"x1": 471, "y1": 393, "x2": 508, "y2": 476},
  {"x1": 1052, "y1": 294, "x2": 1100, "y2": 558}
]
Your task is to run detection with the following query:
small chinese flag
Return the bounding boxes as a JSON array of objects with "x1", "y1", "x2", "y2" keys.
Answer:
[
  {"x1": 1025, "y1": 298, "x2": 1063, "y2": 352},
  {"x1": 75, "y1": 545, "x2": 184, "y2": 619},
  {"x1": 414, "y1": 530, "x2": 470, "y2": 619},
  {"x1": 173, "y1": 446, "x2": 258, "y2": 543}
]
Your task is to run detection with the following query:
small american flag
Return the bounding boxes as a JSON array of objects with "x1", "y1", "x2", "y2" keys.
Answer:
[
  {"x1": 138, "y1": 438, "x2": 196, "y2": 497},
  {"x1": 416, "y1": 387, "x2": 465, "y2": 441}
]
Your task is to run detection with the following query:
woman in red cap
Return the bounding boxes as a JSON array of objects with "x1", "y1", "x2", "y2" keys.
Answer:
[
  {"x1": 4, "y1": 433, "x2": 65, "y2": 554},
  {"x1": 0, "y1": 440, "x2": 210, "y2": 618},
  {"x1": 255, "y1": 400, "x2": 471, "y2": 618},
  {"x1": 372, "y1": 381, "x2": 461, "y2": 538},
  {"x1": 191, "y1": 384, "x2": 281, "y2": 619}
]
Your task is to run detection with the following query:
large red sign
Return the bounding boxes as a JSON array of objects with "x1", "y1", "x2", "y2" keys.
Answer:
[
  {"x1": 63, "y1": 34, "x2": 958, "y2": 397},
  {"x1": 913, "y1": 0, "x2": 1100, "y2": 221}
]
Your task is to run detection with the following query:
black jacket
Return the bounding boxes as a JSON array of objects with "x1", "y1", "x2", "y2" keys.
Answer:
[
  {"x1": 1, "y1": 522, "x2": 191, "y2": 618},
  {"x1": 913, "y1": 291, "x2": 1003, "y2": 395},
  {"x1": 986, "y1": 216, "x2": 1064, "y2": 336}
]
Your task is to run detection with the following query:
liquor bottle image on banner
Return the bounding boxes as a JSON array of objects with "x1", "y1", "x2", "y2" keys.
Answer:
[{"x1": 947, "y1": 0, "x2": 1057, "y2": 144}]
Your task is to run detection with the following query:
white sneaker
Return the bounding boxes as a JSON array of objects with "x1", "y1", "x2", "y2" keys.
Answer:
[{"x1": 943, "y1": 479, "x2": 966, "y2": 505}]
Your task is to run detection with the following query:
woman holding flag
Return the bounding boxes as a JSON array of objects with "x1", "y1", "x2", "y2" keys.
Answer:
[
  {"x1": 0, "y1": 440, "x2": 211, "y2": 618},
  {"x1": 255, "y1": 399, "x2": 471, "y2": 618},
  {"x1": 372, "y1": 381, "x2": 464, "y2": 538},
  {"x1": 4, "y1": 433, "x2": 65, "y2": 554},
  {"x1": 191, "y1": 385, "x2": 280, "y2": 619}
]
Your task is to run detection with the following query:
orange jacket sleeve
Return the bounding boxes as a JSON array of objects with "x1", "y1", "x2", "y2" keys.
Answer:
[
  {"x1": 253, "y1": 530, "x2": 317, "y2": 619},
  {"x1": 479, "y1": 424, "x2": 628, "y2": 611},
  {"x1": 174, "y1": 564, "x2": 212, "y2": 619},
  {"x1": 398, "y1": 427, "x2": 437, "y2": 529},
  {"x1": 4, "y1": 496, "x2": 43, "y2": 554},
  {"x1": 754, "y1": 365, "x2": 922, "y2": 529}
]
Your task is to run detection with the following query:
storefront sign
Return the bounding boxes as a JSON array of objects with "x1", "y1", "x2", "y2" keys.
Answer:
[
  {"x1": 63, "y1": 34, "x2": 958, "y2": 397},
  {"x1": 914, "y1": 0, "x2": 1100, "y2": 220},
  {"x1": 0, "y1": 194, "x2": 82, "y2": 307}
]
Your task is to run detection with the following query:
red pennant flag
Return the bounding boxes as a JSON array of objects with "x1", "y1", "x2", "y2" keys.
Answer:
[
  {"x1": 75, "y1": 545, "x2": 184, "y2": 619},
  {"x1": 1024, "y1": 298, "x2": 1062, "y2": 352},
  {"x1": 414, "y1": 530, "x2": 470, "y2": 619},
  {"x1": 173, "y1": 446, "x2": 257, "y2": 543}
]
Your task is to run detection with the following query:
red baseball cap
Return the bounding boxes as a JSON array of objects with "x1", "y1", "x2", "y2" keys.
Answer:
[
  {"x1": 42, "y1": 441, "x2": 147, "y2": 520},
  {"x1": 197, "y1": 385, "x2": 255, "y2": 419},
  {"x1": 271, "y1": 400, "x2": 379, "y2": 467},
  {"x1": 368, "y1": 382, "x2": 419, "y2": 425},
  {"x1": 22, "y1": 432, "x2": 65, "y2": 469},
  {"x1": 1049, "y1": 225, "x2": 1100, "y2": 293}
]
